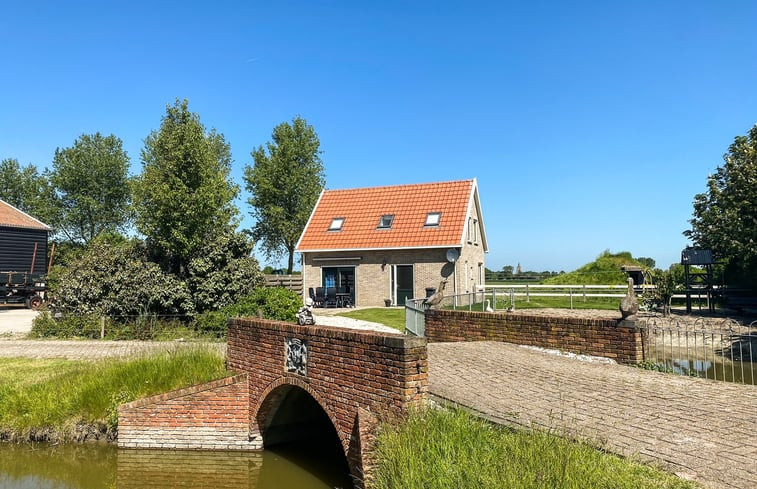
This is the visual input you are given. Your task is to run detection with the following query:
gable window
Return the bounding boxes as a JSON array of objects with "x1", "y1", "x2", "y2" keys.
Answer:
[
  {"x1": 467, "y1": 217, "x2": 472, "y2": 242},
  {"x1": 473, "y1": 219, "x2": 478, "y2": 244},
  {"x1": 425, "y1": 212, "x2": 441, "y2": 227},
  {"x1": 378, "y1": 214, "x2": 394, "y2": 229},
  {"x1": 329, "y1": 217, "x2": 345, "y2": 231}
]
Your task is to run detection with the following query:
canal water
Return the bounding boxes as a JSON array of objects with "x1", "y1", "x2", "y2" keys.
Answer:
[{"x1": 0, "y1": 443, "x2": 354, "y2": 489}]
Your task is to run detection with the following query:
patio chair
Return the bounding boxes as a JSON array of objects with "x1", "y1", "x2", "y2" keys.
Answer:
[
  {"x1": 325, "y1": 287, "x2": 338, "y2": 308},
  {"x1": 314, "y1": 287, "x2": 326, "y2": 308}
]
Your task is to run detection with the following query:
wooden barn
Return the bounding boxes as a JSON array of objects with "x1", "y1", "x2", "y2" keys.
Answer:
[{"x1": 1, "y1": 199, "x2": 51, "y2": 307}]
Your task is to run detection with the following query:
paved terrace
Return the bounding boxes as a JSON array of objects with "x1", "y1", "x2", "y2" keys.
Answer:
[{"x1": 428, "y1": 341, "x2": 756, "y2": 489}]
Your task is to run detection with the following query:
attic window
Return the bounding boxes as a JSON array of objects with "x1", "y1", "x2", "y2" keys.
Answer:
[
  {"x1": 378, "y1": 214, "x2": 394, "y2": 229},
  {"x1": 329, "y1": 217, "x2": 345, "y2": 231},
  {"x1": 425, "y1": 212, "x2": 441, "y2": 227}
]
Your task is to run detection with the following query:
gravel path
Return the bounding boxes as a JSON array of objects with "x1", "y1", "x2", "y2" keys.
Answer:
[{"x1": 428, "y1": 341, "x2": 757, "y2": 489}]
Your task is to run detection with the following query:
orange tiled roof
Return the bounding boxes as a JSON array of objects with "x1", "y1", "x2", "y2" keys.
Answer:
[
  {"x1": 0, "y1": 199, "x2": 51, "y2": 230},
  {"x1": 296, "y1": 179, "x2": 475, "y2": 251}
]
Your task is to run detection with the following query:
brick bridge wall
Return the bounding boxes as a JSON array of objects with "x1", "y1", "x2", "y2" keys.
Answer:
[
  {"x1": 227, "y1": 318, "x2": 428, "y2": 485},
  {"x1": 425, "y1": 309, "x2": 642, "y2": 364},
  {"x1": 119, "y1": 374, "x2": 256, "y2": 450}
]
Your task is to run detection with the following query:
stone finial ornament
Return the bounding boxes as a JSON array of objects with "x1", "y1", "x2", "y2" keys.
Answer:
[{"x1": 619, "y1": 277, "x2": 639, "y2": 320}]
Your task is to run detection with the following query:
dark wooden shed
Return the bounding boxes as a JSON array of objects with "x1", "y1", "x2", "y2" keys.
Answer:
[{"x1": 0, "y1": 199, "x2": 50, "y2": 275}]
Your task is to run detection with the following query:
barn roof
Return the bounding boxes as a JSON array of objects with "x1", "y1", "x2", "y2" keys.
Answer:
[
  {"x1": 0, "y1": 199, "x2": 51, "y2": 231},
  {"x1": 296, "y1": 178, "x2": 487, "y2": 252}
]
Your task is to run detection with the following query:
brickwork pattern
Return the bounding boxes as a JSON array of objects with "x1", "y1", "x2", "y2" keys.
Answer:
[
  {"x1": 302, "y1": 244, "x2": 485, "y2": 307},
  {"x1": 428, "y1": 341, "x2": 757, "y2": 489},
  {"x1": 425, "y1": 309, "x2": 643, "y2": 363},
  {"x1": 118, "y1": 374, "x2": 258, "y2": 451},
  {"x1": 227, "y1": 318, "x2": 428, "y2": 485}
]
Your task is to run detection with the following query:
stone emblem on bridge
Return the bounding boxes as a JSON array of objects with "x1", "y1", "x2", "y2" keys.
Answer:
[{"x1": 285, "y1": 337, "x2": 308, "y2": 376}]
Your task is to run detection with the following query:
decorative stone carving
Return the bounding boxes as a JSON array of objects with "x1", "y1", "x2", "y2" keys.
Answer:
[
  {"x1": 285, "y1": 337, "x2": 308, "y2": 376},
  {"x1": 619, "y1": 277, "x2": 639, "y2": 320}
]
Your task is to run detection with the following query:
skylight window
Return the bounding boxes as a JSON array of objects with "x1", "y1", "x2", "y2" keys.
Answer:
[
  {"x1": 329, "y1": 217, "x2": 345, "y2": 231},
  {"x1": 378, "y1": 214, "x2": 394, "y2": 229},
  {"x1": 425, "y1": 212, "x2": 441, "y2": 227}
]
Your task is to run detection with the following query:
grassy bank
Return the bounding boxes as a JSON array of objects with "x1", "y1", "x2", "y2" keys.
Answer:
[
  {"x1": 373, "y1": 408, "x2": 698, "y2": 489},
  {"x1": 337, "y1": 307, "x2": 405, "y2": 331},
  {"x1": 0, "y1": 347, "x2": 229, "y2": 442}
]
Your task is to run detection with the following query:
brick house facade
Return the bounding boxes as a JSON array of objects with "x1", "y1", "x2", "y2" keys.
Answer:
[{"x1": 296, "y1": 179, "x2": 488, "y2": 307}]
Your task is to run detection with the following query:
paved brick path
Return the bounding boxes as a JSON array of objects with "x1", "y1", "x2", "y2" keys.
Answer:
[
  {"x1": 0, "y1": 339, "x2": 225, "y2": 360},
  {"x1": 428, "y1": 342, "x2": 756, "y2": 489}
]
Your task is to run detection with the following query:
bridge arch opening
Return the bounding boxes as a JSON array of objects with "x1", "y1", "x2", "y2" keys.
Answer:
[{"x1": 256, "y1": 383, "x2": 353, "y2": 488}]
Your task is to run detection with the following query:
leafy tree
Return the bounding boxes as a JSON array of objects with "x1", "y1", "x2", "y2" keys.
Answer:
[
  {"x1": 0, "y1": 158, "x2": 57, "y2": 224},
  {"x1": 133, "y1": 99, "x2": 238, "y2": 277},
  {"x1": 51, "y1": 238, "x2": 194, "y2": 318},
  {"x1": 685, "y1": 124, "x2": 757, "y2": 289},
  {"x1": 245, "y1": 116, "x2": 325, "y2": 274},
  {"x1": 636, "y1": 257, "x2": 656, "y2": 269},
  {"x1": 186, "y1": 228, "x2": 265, "y2": 312},
  {"x1": 501, "y1": 265, "x2": 514, "y2": 277},
  {"x1": 48, "y1": 133, "x2": 131, "y2": 243}
]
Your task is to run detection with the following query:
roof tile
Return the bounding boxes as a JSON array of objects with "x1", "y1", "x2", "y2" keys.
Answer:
[{"x1": 297, "y1": 179, "x2": 473, "y2": 251}]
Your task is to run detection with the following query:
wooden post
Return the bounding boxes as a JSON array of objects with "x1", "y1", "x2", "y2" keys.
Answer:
[{"x1": 101, "y1": 317, "x2": 106, "y2": 339}]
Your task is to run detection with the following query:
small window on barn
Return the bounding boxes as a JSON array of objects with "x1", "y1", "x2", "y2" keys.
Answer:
[
  {"x1": 425, "y1": 212, "x2": 441, "y2": 227},
  {"x1": 378, "y1": 214, "x2": 394, "y2": 229},
  {"x1": 329, "y1": 217, "x2": 345, "y2": 231}
]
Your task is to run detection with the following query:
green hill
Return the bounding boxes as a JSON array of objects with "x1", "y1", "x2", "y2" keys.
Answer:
[{"x1": 543, "y1": 251, "x2": 646, "y2": 285}]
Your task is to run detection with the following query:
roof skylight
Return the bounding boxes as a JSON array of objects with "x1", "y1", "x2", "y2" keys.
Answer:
[
  {"x1": 329, "y1": 217, "x2": 345, "y2": 231},
  {"x1": 378, "y1": 214, "x2": 394, "y2": 229},
  {"x1": 425, "y1": 212, "x2": 441, "y2": 226}
]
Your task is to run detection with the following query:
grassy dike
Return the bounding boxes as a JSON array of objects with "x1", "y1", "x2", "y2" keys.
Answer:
[
  {"x1": 373, "y1": 408, "x2": 699, "y2": 489},
  {"x1": 0, "y1": 347, "x2": 228, "y2": 442}
]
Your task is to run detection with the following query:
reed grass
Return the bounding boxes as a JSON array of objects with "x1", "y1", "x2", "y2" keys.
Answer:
[
  {"x1": 373, "y1": 407, "x2": 698, "y2": 489},
  {"x1": 0, "y1": 347, "x2": 228, "y2": 442}
]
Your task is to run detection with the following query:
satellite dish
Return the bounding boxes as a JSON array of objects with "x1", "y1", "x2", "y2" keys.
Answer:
[{"x1": 446, "y1": 248, "x2": 460, "y2": 263}]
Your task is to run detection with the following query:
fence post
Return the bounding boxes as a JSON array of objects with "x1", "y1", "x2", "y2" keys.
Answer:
[
  {"x1": 100, "y1": 316, "x2": 106, "y2": 339},
  {"x1": 492, "y1": 289, "x2": 497, "y2": 311},
  {"x1": 570, "y1": 288, "x2": 573, "y2": 309},
  {"x1": 526, "y1": 284, "x2": 530, "y2": 303},
  {"x1": 582, "y1": 284, "x2": 586, "y2": 302}
]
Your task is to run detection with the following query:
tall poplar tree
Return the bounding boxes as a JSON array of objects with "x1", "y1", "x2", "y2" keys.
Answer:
[
  {"x1": 133, "y1": 99, "x2": 238, "y2": 277},
  {"x1": 244, "y1": 116, "x2": 325, "y2": 274}
]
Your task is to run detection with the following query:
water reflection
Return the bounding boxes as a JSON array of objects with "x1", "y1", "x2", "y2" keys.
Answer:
[{"x1": 0, "y1": 444, "x2": 351, "y2": 489}]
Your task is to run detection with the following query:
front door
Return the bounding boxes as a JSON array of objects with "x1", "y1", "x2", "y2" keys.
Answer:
[{"x1": 392, "y1": 265, "x2": 414, "y2": 305}]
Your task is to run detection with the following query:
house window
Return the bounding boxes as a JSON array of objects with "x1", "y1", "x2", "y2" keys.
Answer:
[
  {"x1": 467, "y1": 217, "x2": 472, "y2": 242},
  {"x1": 473, "y1": 219, "x2": 478, "y2": 244},
  {"x1": 329, "y1": 217, "x2": 345, "y2": 231},
  {"x1": 425, "y1": 212, "x2": 441, "y2": 227},
  {"x1": 378, "y1": 214, "x2": 394, "y2": 229}
]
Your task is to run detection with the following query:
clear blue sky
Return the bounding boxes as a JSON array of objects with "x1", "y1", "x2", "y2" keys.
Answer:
[{"x1": 2, "y1": 1, "x2": 756, "y2": 272}]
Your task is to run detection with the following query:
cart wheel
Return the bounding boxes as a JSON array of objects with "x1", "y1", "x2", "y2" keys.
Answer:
[{"x1": 28, "y1": 295, "x2": 43, "y2": 310}]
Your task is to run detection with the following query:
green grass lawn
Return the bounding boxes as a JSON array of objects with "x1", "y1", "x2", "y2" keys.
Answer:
[
  {"x1": 0, "y1": 347, "x2": 229, "y2": 442},
  {"x1": 374, "y1": 407, "x2": 699, "y2": 489},
  {"x1": 336, "y1": 307, "x2": 405, "y2": 331}
]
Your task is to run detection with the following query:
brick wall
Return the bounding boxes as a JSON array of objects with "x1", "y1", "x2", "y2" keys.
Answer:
[
  {"x1": 227, "y1": 318, "x2": 428, "y2": 485},
  {"x1": 302, "y1": 246, "x2": 485, "y2": 307},
  {"x1": 425, "y1": 310, "x2": 642, "y2": 364},
  {"x1": 118, "y1": 374, "x2": 259, "y2": 451}
]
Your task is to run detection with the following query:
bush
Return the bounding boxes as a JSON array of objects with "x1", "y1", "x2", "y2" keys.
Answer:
[
  {"x1": 51, "y1": 239, "x2": 194, "y2": 318},
  {"x1": 31, "y1": 313, "x2": 102, "y2": 338},
  {"x1": 186, "y1": 229, "x2": 265, "y2": 312},
  {"x1": 194, "y1": 287, "x2": 301, "y2": 336}
]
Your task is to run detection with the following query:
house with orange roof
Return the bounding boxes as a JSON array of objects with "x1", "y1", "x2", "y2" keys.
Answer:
[{"x1": 295, "y1": 178, "x2": 488, "y2": 307}]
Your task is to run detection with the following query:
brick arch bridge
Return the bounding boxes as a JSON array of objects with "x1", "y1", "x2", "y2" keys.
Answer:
[
  {"x1": 228, "y1": 318, "x2": 428, "y2": 483},
  {"x1": 119, "y1": 318, "x2": 428, "y2": 488}
]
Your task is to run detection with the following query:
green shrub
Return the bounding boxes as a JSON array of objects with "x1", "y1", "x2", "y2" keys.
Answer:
[
  {"x1": 31, "y1": 313, "x2": 102, "y2": 338},
  {"x1": 52, "y1": 239, "x2": 194, "y2": 318},
  {"x1": 194, "y1": 287, "x2": 302, "y2": 336}
]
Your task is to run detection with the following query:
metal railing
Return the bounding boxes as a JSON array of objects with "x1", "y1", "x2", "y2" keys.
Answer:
[{"x1": 639, "y1": 318, "x2": 756, "y2": 385}]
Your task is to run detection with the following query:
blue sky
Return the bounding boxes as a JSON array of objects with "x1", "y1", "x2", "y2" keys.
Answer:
[{"x1": 2, "y1": 1, "x2": 756, "y2": 272}]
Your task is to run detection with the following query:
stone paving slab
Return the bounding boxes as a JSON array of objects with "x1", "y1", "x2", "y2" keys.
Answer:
[
  {"x1": 428, "y1": 342, "x2": 757, "y2": 489},
  {"x1": 0, "y1": 339, "x2": 225, "y2": 360}
]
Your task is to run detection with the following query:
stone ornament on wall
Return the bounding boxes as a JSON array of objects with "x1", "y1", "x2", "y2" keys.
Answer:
[{"x1": 285, "y1": 337, "x2": 308, "y2": 376}]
